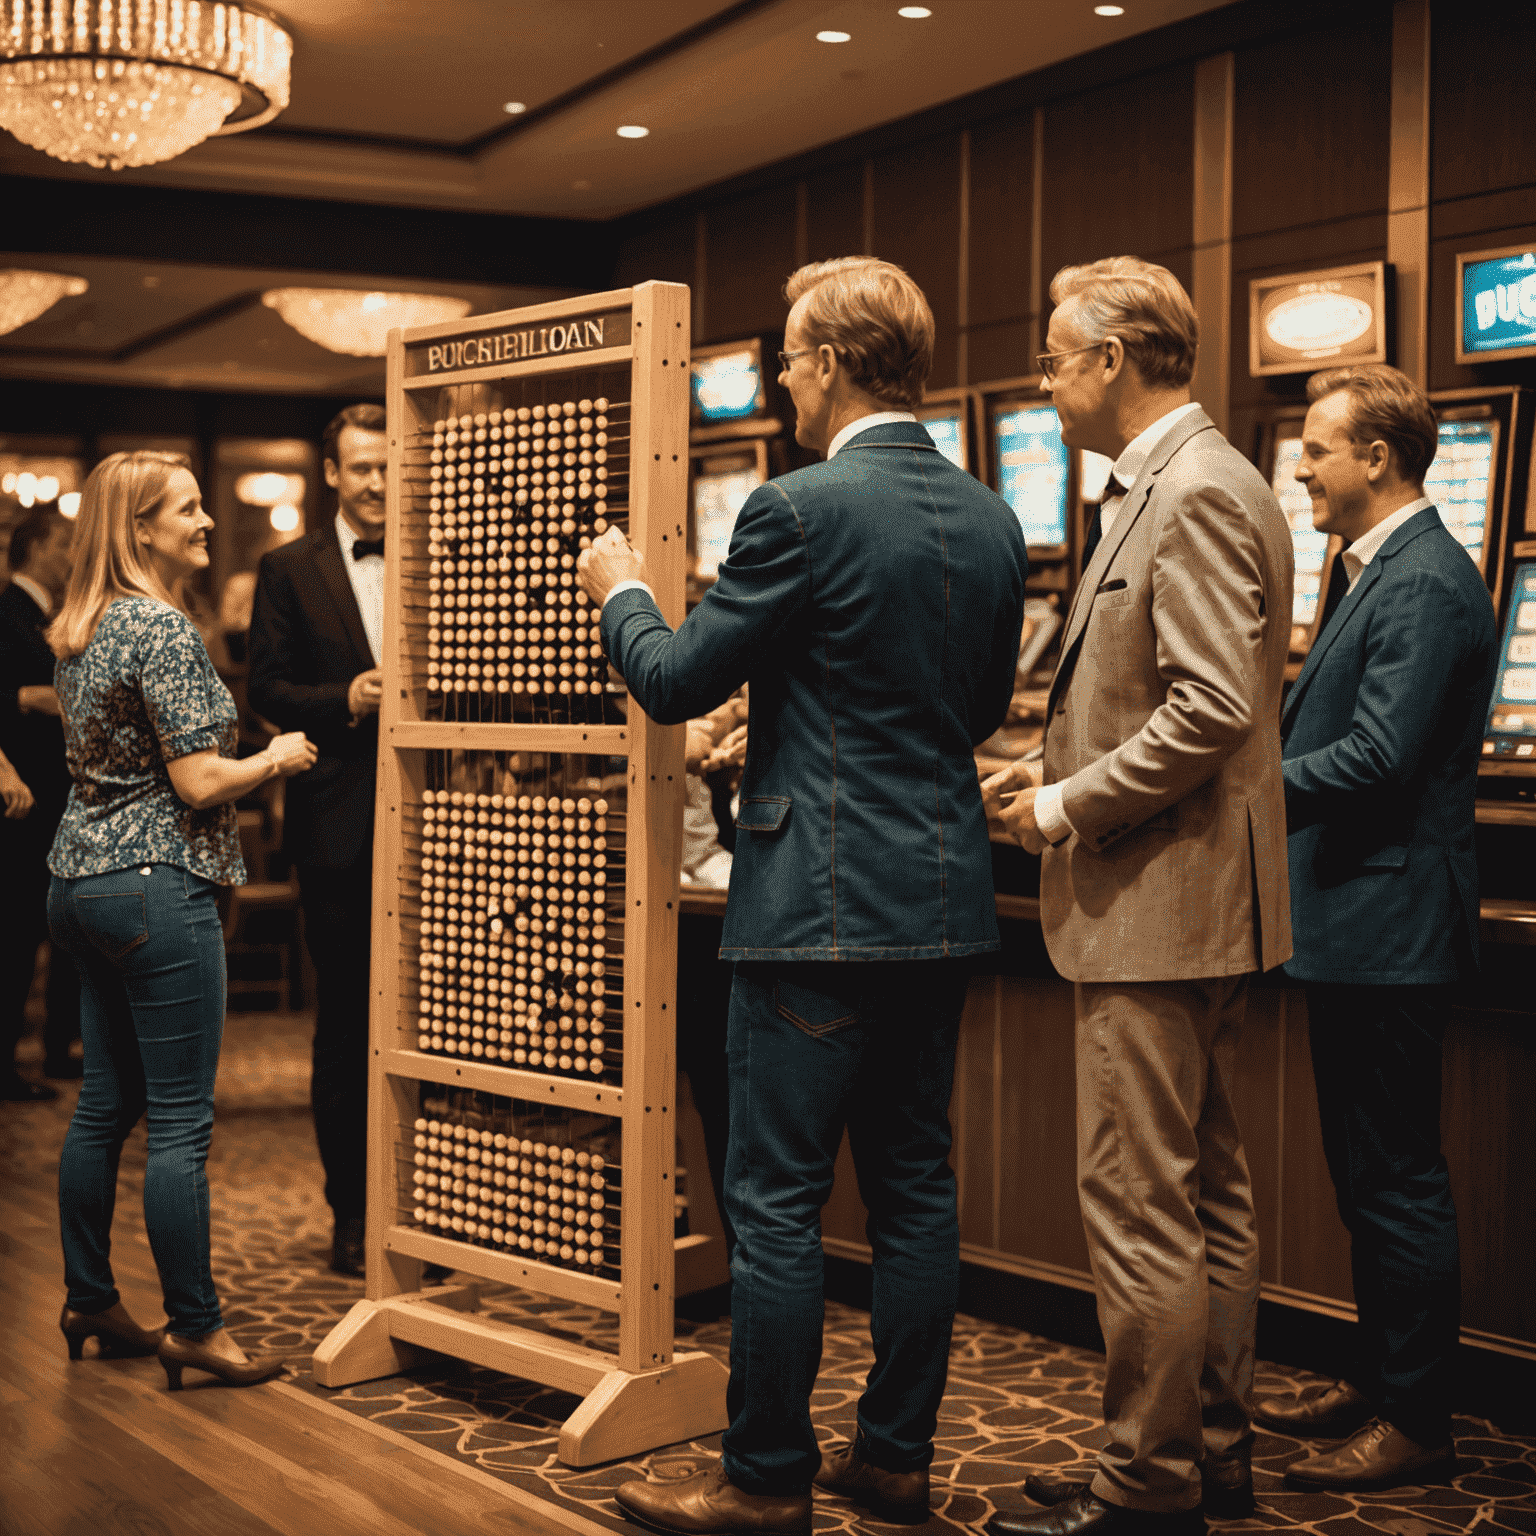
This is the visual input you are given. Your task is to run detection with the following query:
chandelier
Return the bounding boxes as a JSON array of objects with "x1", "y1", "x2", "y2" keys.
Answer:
[
  {"x1": 0, "y1": 267, "x2": 88, "y2": 334},
  {"x1": 0, "y1": 1, "x2": 292, "y2": 171},
  {"x1": 263, "y1": 289, "x2": 474, "y2": 358}
]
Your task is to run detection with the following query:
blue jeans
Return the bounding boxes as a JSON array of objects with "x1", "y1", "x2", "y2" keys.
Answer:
[
  {"x1": 49, "y1": 864, "x2": 228, "y2": 1337},
  {"x1": 720, "y1": 960, "x2": 970, "y2": 1496}
]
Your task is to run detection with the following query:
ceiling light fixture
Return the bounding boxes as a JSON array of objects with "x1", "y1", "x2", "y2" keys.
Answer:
[
  {"x1": 503, "y1": 100, "x2": 527, "y2": 114},
  {"x1": 0, "y1": 1, "x2": 292, "y2": 171},
  {"x1": 0, "y1": 269, "x2": 88, "y2": 335},
  {"x1": 816, "y1": 30, "x2": 852, "y2": 42},
  {"x1": 616, "y1": 124, "x2": 649, "y2": 138},
  {"x1": 59, "y1": 491, "x2": 81, "y2": 518},
  {"x1": 261, "y1": 289, "x2": 473, "y2": 358},
  {"x1": 1093, "y1": 5, "x2": 1126, "y2": 14},
  {"x1": 897, "y1": 6, "x2": 933, "y2": 16}
]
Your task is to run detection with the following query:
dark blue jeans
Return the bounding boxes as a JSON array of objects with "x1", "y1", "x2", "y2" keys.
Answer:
[
  {"x1": 720, "y1": 959, "x2": 970, "y2": 1496},
  {"x1": 49, "y1": 864, "x2": 228, "y2": 1338},
  {"x1": 1307, "y1": 983, "x2": 1460, "y2": 1446}
]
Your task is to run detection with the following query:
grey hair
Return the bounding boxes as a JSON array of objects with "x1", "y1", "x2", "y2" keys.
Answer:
[{"x1": 1049, "y1": 257, "x2": 1198, "y2": 388}]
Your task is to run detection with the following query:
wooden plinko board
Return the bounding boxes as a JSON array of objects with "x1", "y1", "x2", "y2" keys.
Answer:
[{"x1": 310, "y1": 282, "x2": 728, "y2": 1466}]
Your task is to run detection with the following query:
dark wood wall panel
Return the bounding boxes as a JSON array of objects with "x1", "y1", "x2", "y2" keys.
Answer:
[
  {"x1": 702, "y1": 183, "x2": 798, "y2": 344},
  {"x1": 1232, "y1": 986, "x2": 1285, "y2": 1285},
  {"x1": 968, "y1": 114, "x2": 1034, "y2": 333},
  {"x1": 1039, "y1": 64, "x2": 1195, "y2": 303},
  {"x1": 614, "y1": 214, "x2": 695, "y2": 291},
  {"x1": 967, "y1": 320, "x2": 1034, "y2": 390},
  {"x1": 872, "y1": 136, "x2": 962, "y2": 390},
  {"x1": 1430, "y1": 3, "x2": 1536, "y2": 205},
  {"x1": 1230, "y1": 11, "x2": 1393, "y2": 241},
  {"x1": 805, "y1": 162, "x2": 866, "y2": 265}
]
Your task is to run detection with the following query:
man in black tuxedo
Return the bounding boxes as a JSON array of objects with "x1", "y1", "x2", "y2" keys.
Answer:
[
  {"x1": 249, "y1": 403, "x2": 387, "y2": 1274},
  {"x1": 0, "y1": 507, "x2": 80, "y2": 1100}
]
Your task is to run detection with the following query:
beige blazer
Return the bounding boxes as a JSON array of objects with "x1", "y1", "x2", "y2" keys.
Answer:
[{"x1": 1040, "y1": 408, "x2": 1294, "y2": 983}]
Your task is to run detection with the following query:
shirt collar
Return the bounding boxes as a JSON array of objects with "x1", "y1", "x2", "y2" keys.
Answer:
[
  {"x1": 1107, "y1": 402, "x2": 1202, "y2": 495},
  {"x1": 335, "y1": 510, "x2": 381, "y2": 563},
  {"x1": 1341, "y1": 495, "x2": 1434, "y2": 578},
  {"x1": 826, "y1": 410, "x2": 918, "y2": 460},
  {"x1": 11, "y1": 572, "x2": 52, "y2": 615}
]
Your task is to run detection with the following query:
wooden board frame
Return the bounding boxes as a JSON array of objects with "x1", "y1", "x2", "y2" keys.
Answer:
[{"x1": 311, "y1": 281, "x2": 729, "y2": 1467}]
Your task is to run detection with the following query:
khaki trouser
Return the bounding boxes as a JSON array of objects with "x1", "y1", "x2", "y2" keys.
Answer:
[{"x1": 1075, "y1": 976, "x2": 1260, "y2": 1513}]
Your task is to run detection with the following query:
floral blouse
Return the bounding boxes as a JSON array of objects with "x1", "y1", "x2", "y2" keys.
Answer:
[{"x1": 49, "y1": 596, "x2": 246, "y2": 885}]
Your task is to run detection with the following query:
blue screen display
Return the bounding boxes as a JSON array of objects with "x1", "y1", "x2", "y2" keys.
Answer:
[
  {"x1": 691, "y1": 349, "x2": 763, "y2": 422},
  {"x1": 995, "y1": 404, "x2": 1069, "y2": 546},
  {"x1": 1462, "y1": 250, "x2": 1536, "y2": 357},
  {"x1": 1484, "y1": 564, "x2": 1536, "y2": 764},
  {"x1": 920, "y1": 408, "x2": 965, "y2": 470},
  {"x1": 1425, "y1": 418, "x2": 1497, "y2": 570}
]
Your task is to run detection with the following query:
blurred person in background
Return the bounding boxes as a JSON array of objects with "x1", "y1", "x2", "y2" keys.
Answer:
[
  {"x1": 248, "y1": 403, "x2": 393, "y2": 1278},
  {"x1": 1, "y1": 506, "x2": 81, "y2": 1099},
  {"x1": 46, "y1": 451, "x2": 315, "y2": 1385}
]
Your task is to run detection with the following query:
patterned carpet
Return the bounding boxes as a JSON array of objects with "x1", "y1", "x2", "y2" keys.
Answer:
[{"x1": 5, "y1": 1009, "x2": 1535, "y2": 1536}]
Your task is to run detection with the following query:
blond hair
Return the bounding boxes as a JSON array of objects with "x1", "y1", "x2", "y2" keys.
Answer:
[
  {"x1": 47, "y1": 451, "x2": 194, "y2": 660},
  {"x1": 783, "y1": 257, "x2": 934, "y2": 409},
  {"x1": 1049, "y1": 257, "x2": 1199, "y2": 388}
]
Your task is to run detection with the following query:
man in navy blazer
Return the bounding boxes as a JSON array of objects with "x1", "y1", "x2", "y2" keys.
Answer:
[
  {"x1": 1257, "y1": 365, "x2": 1497, "y2": 1490},
  {"x1": 586, "y1": 258, "x2": 1028, "y2": 1536}
]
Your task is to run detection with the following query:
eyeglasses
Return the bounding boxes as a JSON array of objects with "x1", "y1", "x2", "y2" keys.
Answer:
[
  {"x1": 778, "y1": 348, "x2": 814, "y2": 369},
  {"x1": 1035, "y1": 339, "x2": 1113, "y2": 382}
]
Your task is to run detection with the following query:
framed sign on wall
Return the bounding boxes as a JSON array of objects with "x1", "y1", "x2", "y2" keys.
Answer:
[
  {"x1": 1249, "y1": 260, "x2": 1389, "y2": 377},
  {"x1": 1456, "y1": 244, "x2": 1536, "y2": 365}
]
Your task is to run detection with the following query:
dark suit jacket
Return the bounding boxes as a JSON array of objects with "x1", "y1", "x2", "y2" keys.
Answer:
[
  {"x1": 1281, "y1": 506, "x2": 1498, "y2": 985},
  {"x1": 248, "y1": 519, "x2": 379, "y2": 871},
  {"x1": 0, "y1": 581, "x2": 69, "y2": 825},
  {"x1": 603, "y1": 420, "x2": 1029, "y2": 961}
]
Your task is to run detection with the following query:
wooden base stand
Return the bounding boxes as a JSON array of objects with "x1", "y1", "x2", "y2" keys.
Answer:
[{"x1": 312, "y1": 1286, "x2": 728, "y2": 1467}]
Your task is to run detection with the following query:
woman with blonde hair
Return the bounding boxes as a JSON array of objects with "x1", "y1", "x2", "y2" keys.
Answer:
[{"x1": 47, "y1": 451, "x2": 318, "y2": 1389}]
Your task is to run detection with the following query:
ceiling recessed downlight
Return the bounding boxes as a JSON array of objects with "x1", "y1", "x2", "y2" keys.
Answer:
[
  {"x1": 817, "y1": 30, "x2": 852, "y2": 42},
  {"x1": 616, "y1": 124, "x2": 650, "y2": 139},
  {"x1": 898, "y1": 6, "x2": 933, "y2": 16},
  {"x1": 503, "y1": 101, "x2": 527, "y2": 114},
  {"x1": 1093, "y1": 5, "x2": 1125, "y2": 14}
]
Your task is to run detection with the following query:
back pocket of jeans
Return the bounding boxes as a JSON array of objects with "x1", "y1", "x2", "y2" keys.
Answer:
[
  {"x1": 77, "y1": 891, "x2": 149, "y2": 960},
  {"x1": 774, "y1": 976, "x2": 859, "y2": 1038}
]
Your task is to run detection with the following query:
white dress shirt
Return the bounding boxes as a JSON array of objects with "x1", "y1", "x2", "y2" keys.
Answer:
[
  {"x1": 603, "y1": 411, "x2": 921, "y2": 612},
  {"x1": 1033, "y1": 401, "x2": 1203, "y2": 845},
  {"x1": 1340, "y1": 496, "x2": 1434, "y2": 594},
  {"x1": 336, "y1": 511, "x2": 383, "y2": 666},
  {"x1": 10, "y1": 572, "x2": 51, "y2": 615}
]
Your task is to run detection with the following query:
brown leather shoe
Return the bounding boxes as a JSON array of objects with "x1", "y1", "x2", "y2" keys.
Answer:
[
  {"x1": 814, "y1": 1442, "x2": 929, "y2": 1524},
  {"x1": 1284, "y1": 1418, "x2": 1453, "y2": 1490},
  {"x1": 1021, "y1": 1455, "x2": 1250, "y2": 1523},
  {"x1": 616, "y1": 1463, "x2": 811, "y2": 1536},
  {"x1": 985, "y1": 1492, "x2": 1205, "y2": 1536},
  {"x1": 1253, "y1": 1379, "x2": 1373, "y2": 1437}
]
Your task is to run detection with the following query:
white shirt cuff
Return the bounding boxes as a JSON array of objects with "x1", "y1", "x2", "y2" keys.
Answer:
[
  {"x1": 1033, "y1": 780, "x2": 1076, "y2": 845},
  {"x1": 603, "y1": 579, "x2": 655, "y2": 609}
]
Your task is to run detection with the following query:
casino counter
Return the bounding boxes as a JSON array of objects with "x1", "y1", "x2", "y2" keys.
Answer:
[{"x1": 678, "y1": 811, "x2": 1536, "y2": 1363}]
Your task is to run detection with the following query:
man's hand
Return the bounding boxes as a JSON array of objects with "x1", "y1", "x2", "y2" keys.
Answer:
[
  {"x1": 17, "y1": 685, "x2": 61, "y2": 717},
  {"x1": 998, "y1": 786, "x2": 1048, "y2": 854},
  {"x1": 347, "y1": 668, "x2": 384, "y2": 718},
  {"x1": 0, "y1": 756, "x2": 34, "y2": 819},
  {"x1": 576, "y1": 526, "x2": 646, "y2": 609},
  {"x1": 981, "y1": 760, "x2": 1046, "y2": 854},
  {"x1": 702, "y1": 722, "x2": 748, "y2": 774},
  {"x1": 980, "y1": 758, "x2": 1042, "y2": 818},
  {"x1": 685, "y1": 721, "x2": 715, "y2": 774}
]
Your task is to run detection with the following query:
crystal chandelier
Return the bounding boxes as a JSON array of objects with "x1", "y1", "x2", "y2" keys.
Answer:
[
  {"x1": 0, "y1": 267, "x2": 88, "y2": 334},
  {"x1": 0, "y1": 1, "x2": 292, "y2": 171},
  {"x1": 262, "y1": 289, "x2": 474, "y2": 358}
]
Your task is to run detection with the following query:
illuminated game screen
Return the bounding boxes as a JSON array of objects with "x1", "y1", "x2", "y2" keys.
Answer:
[
  {"x1": 993, "y1": 403, "x2": 1069, "y2": 547},
  {"x1": 690, "y1": 346, "x2": 763, "y2": 423},
  {"x1": 1460, "y1": 248, "x2": 1536, "y2": 361},
  {"x1": 1484, "y1": 564, "x2": 1536, "y2": 765},
  {"x1": 1426, "y1": 418, "x2": 1498, "y2": 571},
  {"x1": 917, "y1": 404, "x2": 965, "y2": 470},
  {"x1": 693, "y1": 456, "x2": 762, "y2": 578},
  {"x1": 1270, "y1": 433, "x2": 1330, "y2": 642}
]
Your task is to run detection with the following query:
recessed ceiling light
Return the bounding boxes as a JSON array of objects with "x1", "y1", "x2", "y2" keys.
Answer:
[
  {"x1": 616, "y1": 124, "x2": 649, "y2": 138},
  {"x1": 503, "y1": 101, "x2": 527, "y2": 114},
  {"x1": 898, "y1": 6, "x2": 932, "y2": 16},
  {"x1": 1094, "y1": 5, "x2": 1125, "y2": 14},
  {"x1": 817, "y1": 30, "x2": 852, "y2": 42}
]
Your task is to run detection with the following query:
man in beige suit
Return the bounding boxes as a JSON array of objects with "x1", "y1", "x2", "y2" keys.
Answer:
[{"x1": 983, "y1": 258, "x2": 1293, "y2": 1536}]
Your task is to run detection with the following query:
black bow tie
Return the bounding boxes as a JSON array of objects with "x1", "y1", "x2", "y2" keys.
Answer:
[{"x1": 352, "y1": 538, "x2": 384, "y2": 560}]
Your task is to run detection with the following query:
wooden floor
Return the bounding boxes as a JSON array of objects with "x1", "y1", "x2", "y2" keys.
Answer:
[{"x1": 0, "y1": 1116, "x2": 610, "y2": 1536}]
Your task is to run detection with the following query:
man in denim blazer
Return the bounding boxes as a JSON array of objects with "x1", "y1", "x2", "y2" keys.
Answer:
[{"x1": 581, "y1": 258, "x2": 1027, "y2": 1536}]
